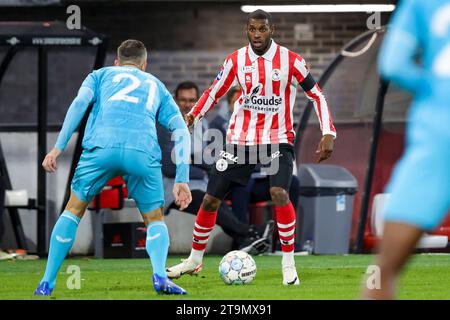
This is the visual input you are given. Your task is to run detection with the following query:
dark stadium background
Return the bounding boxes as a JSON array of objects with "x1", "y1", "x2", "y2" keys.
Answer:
[
  {"x1": 0, "y1": 0, "x2": 393, "y2": 124},
  {"x1": 5, "y1": 1, "x2": 449, "y2": 256}
]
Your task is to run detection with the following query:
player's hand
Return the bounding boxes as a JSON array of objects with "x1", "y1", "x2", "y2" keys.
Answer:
[
  {"x1": 184, "y1": 113, "x2": 195, "y2": 134},
  {"x1": 315, "y1": 134, "x2": 334, "y2": 163},
  {"x1": 42, "y1": 148, "x2": 62, "y2": 173},
  {"x1": 173, "y1": 183, "x2": 192, "y2": 211}
]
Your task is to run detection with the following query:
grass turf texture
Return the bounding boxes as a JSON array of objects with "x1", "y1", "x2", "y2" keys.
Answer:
[{"x1": 0, "y1": 254, "x2": 449, "y2": 300}]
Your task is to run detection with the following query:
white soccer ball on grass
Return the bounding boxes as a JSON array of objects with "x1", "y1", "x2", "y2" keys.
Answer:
[{"x1": 219, "y1": 250, "x2": 257, "y2": 285}]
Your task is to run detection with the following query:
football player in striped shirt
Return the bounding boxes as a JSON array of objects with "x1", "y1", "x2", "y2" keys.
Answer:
[{"x1": 167, "y1": 10, "x2": 336, "y2": 285}]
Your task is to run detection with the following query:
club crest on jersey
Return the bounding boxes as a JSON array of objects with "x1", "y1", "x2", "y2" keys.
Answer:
[
  {"x1": 241, "y1": 65, "x2": 255, "y2": 73},
  {"x1": 271, "y1": 69, "x2": 281, "y2": 81}
]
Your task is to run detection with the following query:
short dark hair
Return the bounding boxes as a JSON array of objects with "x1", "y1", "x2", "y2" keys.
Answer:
[
  {"x1": 247, "y1": 9, "x2": 273, "y2": 26},
  {"x1": 175, "y1": 81, "x2": 199, "y2": 99},
  {"x1": 117, "y1": 39, "x2": 147, "y2": 66}
]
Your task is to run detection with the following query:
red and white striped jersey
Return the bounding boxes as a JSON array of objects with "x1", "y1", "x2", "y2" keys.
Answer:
[{"x1": 189, "y1": 40, "x2": 336, "y2": 145}]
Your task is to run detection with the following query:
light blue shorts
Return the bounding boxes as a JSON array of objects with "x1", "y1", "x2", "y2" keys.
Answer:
[
  {"x1": 71, "y1": 147, "x2": 164, "y2": 213},
  {"x1": 384, "y1": 103, "x2": 450, "y2": 230}
]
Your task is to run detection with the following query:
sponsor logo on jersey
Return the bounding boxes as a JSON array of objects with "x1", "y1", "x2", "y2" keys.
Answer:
[
  {"x1": 250, "y1": 84, "x2": 263, "y2": 96},
  {"x1": 247, "y1": 95, "x2": 283, "y2": 107},
  {"x1": 241, "y1": 84, "x2": 283, "y2": 114}
]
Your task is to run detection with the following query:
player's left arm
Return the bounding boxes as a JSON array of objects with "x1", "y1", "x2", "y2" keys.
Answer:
[
  {"x1": 42, "y1": 73, "x2": 97, "y2": 173},
  {"x1": 292, "y1": 54, "x2": 336, "y2": 163},
  {"x1": 158, "y1": 88, "x2": 192, "y2": 210}
]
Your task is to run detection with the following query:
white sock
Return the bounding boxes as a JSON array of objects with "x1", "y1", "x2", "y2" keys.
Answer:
[
  {"x1": 282, "y1": 251, "x2": 295, "y2": 267},
  {"x1": 189, "y1": 249, "x2": 204, "y2": 265}
]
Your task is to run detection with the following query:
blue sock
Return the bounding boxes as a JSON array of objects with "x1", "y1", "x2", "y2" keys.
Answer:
[
  {"x1": 41, "y1": 211, "x2": 80, "y2": 289},
  {"x1": 146, "y1": 221, "x2": 170, "y2": 278}
]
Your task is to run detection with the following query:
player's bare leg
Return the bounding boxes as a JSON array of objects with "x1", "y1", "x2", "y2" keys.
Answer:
[
  {"x1": 271, "y1": 187, "x2": 299, "y2": 285},
  {"x1": 141, "y1": 207, "x2": 164, "y2": 225},
  {"x1": 202, "y1": 194, "x2": 222, "y2": 212},
  {"x1": 64, "y1": 191, "x2": 90, "y2": 218},
  {"x1": 166, "y1": 194, "x2": 221, "y2": 279},
  {"x1": 361, "y1": 222, "x2": 423, "y2": 299}
]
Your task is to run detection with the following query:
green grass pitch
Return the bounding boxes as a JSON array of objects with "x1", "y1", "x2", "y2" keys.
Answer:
[{"x1": 1, "y1": 254, "x2": 449, "y2": 300}]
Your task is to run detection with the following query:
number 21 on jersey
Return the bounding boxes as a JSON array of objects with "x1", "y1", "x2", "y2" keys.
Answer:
[{"x1": 108, "y1": 72, "x2": 157, "y2": 110}]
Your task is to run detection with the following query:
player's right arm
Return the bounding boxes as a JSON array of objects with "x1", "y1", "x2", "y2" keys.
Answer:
[
  {"x1": 378, "y1": 0, "x2": 424, "y2": 92},
  {"x1": 42, "y1": 72, "x2": 97, "y2": 173},
  {"x1": 186, "y1": 53, "x2": 237, "y2": 129},
  {"x1": 292, "y1": 53, "x2": 336, "y2": 162}
]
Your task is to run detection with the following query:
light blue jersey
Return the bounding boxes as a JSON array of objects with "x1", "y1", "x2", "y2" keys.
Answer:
[
  {"x1": 379, "y1": 0, "x2": 450, "y2": 230},
  {"x1": 55, "y1": 65, "x2": 190, "y2": 211},
  {"x1": 56, "y1": 66, "x2": 186, "y2": 168},
  {"x1": 380, "y1": 0, "x2": 450, "y2": 103},
  {"x1": 38, "y1": 66, "x2": 189, "y2": 293}
]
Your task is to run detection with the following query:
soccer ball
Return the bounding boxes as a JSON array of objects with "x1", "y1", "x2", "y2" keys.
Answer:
[{"x1": 218, "y1": 250, "x2": 257, "y2": 285}]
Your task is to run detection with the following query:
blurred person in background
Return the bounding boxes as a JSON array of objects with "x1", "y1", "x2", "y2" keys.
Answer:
[{"x1": 362, "y1": 0, "x2": 450, "y2": 299}]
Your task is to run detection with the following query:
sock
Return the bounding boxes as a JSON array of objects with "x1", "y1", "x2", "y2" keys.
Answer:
[
  {"x1": 282, "y1": 251, "x2": 295, "y2": 267},
  {"x1": 189, "y1": 207, "x2": 217, "y2": 264},
  {"x1": 41, "y1": 210, "x2": 80, "y2": 289},
  {"x1": 146, "y1": 221, "x2": 170, "y2": 278},
  {"x1": 275, "y1": 201, "x2": 296, "y2": 257}
]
